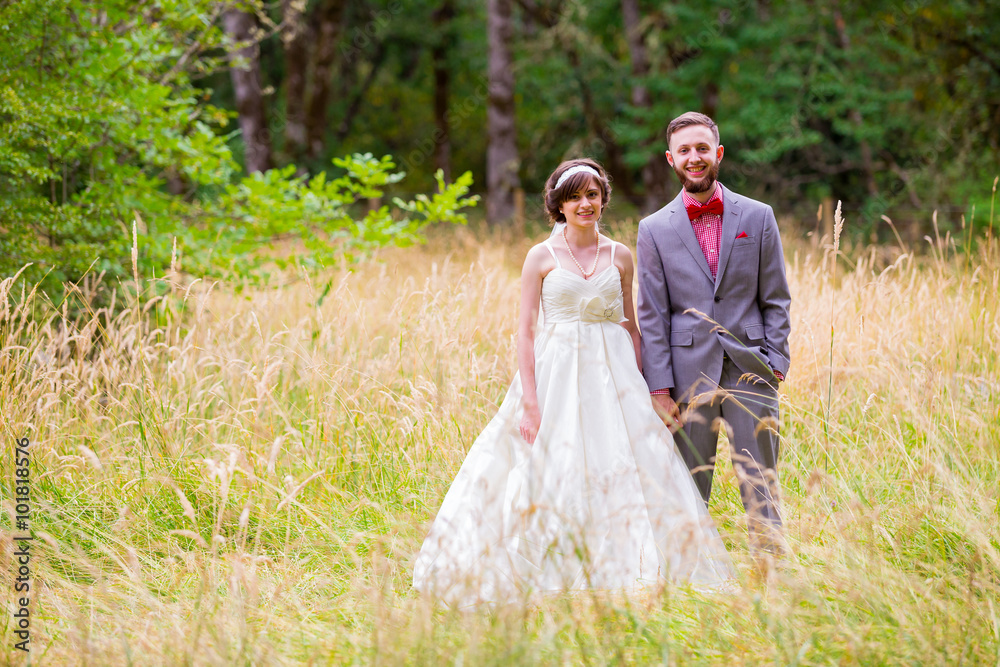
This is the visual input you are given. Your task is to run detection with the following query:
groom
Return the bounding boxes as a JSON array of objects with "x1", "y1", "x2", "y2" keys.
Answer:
[{"x1": 636, "y1": 111, "x2": 791, "y2": 552}]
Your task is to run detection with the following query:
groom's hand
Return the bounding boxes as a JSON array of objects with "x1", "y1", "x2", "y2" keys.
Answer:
[{"x1": 651, "y1": 393, "x2": 682, "y2": 431}]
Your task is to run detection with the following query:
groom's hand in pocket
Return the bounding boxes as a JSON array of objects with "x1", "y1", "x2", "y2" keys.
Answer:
[{"x1": 651, "y1": 393, "x2": 682, "y2": 432}]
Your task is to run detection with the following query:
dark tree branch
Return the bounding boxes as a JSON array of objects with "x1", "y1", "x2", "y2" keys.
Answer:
[
  {"x1": 335, "y1": 42, "x2": 387, "y2": 143},
  {"x1": 280, "y1": 0, "x2": 309, "y2": 161},
  {"x1": 513, "y1": 0, "x2": 561, "y2": 28},
  {"x1": 622, "y1": 0, "x2": 672, "y2": 212},
  {"x1": 305, "y1": 0, "x2": 347, "y2": 159},
  {"x1": 431, "y1": 0, "x2": 455, "y2": 182}
]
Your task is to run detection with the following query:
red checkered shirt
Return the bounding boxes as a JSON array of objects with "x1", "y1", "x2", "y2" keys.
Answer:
[
  {"x1": 650, "y1": 185, "x2": 725, "y2": 397},
  {"x1": 683, "y1": 184, "x2": 724, "y2": 278}
]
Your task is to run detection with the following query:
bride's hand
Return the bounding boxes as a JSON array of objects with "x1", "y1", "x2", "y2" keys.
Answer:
[
  {"x1": 651, "y1": 393, "x2": 682, "y2": 432},
  {"x1": 519, "y1": 405, "x2": 541, "y2": 445}
]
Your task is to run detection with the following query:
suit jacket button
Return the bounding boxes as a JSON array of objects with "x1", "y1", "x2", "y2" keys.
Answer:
[{"x1": 714, "y1": 296, "x2": 721, "y2": 302}]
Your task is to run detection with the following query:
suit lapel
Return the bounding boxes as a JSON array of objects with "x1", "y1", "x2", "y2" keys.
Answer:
[
  {"x1": 666, "y1": 194, "x2": 714, "y2": 282},
  {"x1": 713, "y1": 185, "x2": 743, "y2": 291}
]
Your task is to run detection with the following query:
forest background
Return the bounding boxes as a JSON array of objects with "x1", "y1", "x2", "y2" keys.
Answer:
[
  {"x1": 3, "y1": 1, "x2": 1000, "y2": 663},
  {"x1": 2, "y1": 0, "x2": 999, "y2": 298}
]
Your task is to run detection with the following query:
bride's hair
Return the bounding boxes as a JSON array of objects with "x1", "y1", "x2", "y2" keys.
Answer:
[{"x1": 544, "y1": 158, "x2": 612, "y2": 225}]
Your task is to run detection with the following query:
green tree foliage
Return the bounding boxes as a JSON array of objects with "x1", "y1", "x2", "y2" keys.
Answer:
[
  {"x1": 2, "y1": 0, "x2": 997, "y2": 279},
  {"x1": 266, "y1": 0, "x2": 995, "y2": 234},
  {"x1": 0, "y1": 0, "x2": 241, "y2": 290},
  {"x1": 205, "y1": 154, "x2": 478, "y2": 273},
  {"x1": 506, "y1": 0, "x2": 998, "y2": 230},
  {"x1": 0, "y1": 0, "x2": 477, "y2": 303}
]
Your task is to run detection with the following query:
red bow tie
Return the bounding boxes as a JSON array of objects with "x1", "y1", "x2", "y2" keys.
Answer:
[{"x1": 685, "y1": 198, "x2": 724, "y2": 221}]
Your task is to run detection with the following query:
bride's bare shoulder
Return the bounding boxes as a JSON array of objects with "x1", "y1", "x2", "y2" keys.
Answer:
[
  {"x1": 608, "y1": 239, "x2": 634, "y2": 272},
  {"x1": 523, "y1": 240, "x2": 557, "y2": 277}
]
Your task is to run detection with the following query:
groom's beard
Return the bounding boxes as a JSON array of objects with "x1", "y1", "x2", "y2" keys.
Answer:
[{"x1": 673, "y1": 160, "x2": 720, "y2": 194}]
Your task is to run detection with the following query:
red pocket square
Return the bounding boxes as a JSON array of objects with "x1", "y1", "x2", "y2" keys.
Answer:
[{"x1": 736, "y1": 231, "x2": 748, "y2": 239}]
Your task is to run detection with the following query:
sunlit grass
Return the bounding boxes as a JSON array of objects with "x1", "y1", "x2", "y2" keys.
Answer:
[{"x1": 1, "y1": 217, "x2": 999, "y2": 664}]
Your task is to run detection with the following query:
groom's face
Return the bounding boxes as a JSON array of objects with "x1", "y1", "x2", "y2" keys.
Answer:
[{"x1": 666, "y1": 125, "x2": 724, "y2": 194}]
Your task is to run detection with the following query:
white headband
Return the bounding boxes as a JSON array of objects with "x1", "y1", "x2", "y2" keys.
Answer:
[{"x1": 554, "y1": 165, "x2": 601, "y2": 190}]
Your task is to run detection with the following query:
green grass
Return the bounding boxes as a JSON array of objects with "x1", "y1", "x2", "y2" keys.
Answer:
[{"x1": 1, "y1": 220, "x2": 999, "y2": 665}]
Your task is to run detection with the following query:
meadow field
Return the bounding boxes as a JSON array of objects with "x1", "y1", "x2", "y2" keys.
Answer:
[{"x1": 2, "y1": 213, "x2": 999, "y2": 665}]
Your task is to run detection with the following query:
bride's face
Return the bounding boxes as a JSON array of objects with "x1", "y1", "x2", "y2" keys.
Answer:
[{"x1": 560, "y1": 177, "x2": 603, "y2": 229}]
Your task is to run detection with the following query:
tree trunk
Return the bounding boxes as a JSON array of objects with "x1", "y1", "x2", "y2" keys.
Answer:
[
  {"x1": 701, "y1": 80, "x2": 719, "y2": 122},
  {"x1": 486, "y1": 0, "x2": 520, "y2": 225},
  {"x1": 224, "y1": 7, "x2": 272, "y2": 174},
  {"x1": 564, "y1": 46, "x2": 637, "y2": 205},
  {"x1": 517, "y1": 0, "x2": 639, "y2": 205},
  {"x1": 432, "y1": 0, "x2": 455, "y2": 183},
  {"x1": 306, "y1": 0, "x2": 346, "y2": 160},
  {"x1": 335, "y1": 42, "x2": 387, "y2": 142},
  {"x1": 622, "y1": 0, "x2": 672, "y2": 213},
  {"x1": 834, "y1": 7, "x2": 878, "y2": 197},
  {"x1": 281, "y1": 0, "x2": 309, "y2": 162}
]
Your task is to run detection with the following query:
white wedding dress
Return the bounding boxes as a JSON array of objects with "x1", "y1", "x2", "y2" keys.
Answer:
[{"x1": 413, "y1": 241, "x2": 734, "y2": 607}]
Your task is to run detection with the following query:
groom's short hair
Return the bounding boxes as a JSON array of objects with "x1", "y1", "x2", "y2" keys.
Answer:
[{"x1": 667, "y1": 112, "x2": 720, "y2": 147}]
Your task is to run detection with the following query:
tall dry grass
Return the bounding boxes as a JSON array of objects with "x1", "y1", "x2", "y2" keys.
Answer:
[{"x1": 1, "y1": 216, "x2": 999, "y2": 665}]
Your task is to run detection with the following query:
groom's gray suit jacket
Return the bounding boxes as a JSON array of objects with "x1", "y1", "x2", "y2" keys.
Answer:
[{"x1": 637, "y1": 184, "x2": 791, "y2": 402}]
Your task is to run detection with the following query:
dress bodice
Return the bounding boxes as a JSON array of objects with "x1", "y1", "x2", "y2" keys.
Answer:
[{"x1": 541, "y1": 241, "x2": 626, "y2": 325}]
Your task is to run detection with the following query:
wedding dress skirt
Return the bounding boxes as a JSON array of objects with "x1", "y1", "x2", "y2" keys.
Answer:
[{"x1": 413, "y1": 243, "x2": 734, "y2": 607}]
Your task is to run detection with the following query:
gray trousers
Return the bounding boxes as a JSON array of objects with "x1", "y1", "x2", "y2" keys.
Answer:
[{"x1": 674, "y1": 356, "x2": 783, "y2": 547}]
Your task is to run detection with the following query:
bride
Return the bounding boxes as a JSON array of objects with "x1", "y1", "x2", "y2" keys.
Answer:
[{"x1": 413, "y1": 158, "x2": 734, "y2": 607}]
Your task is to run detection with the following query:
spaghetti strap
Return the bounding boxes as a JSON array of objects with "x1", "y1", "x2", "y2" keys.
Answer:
[
  {"x1": 544, "y1": 240, "x2": 562, "y2": 268},
  {"x1": 608, "y1": 239, "x2": 616, "y2": 265}
]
